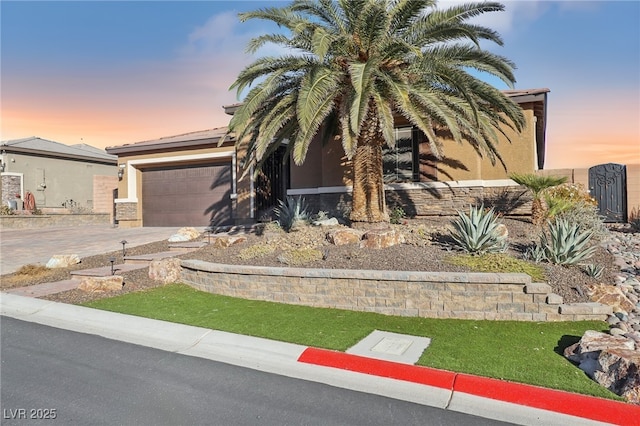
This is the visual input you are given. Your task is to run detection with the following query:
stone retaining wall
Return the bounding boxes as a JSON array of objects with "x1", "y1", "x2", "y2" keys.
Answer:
[
  {"x1": 0, "y1": 213, "x2": 111, "y2": 229},
  {"x1": 180, "y1": 260, "x2": 611, "y2": 321}
]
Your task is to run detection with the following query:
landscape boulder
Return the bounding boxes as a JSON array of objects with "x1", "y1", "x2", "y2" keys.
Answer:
[
  {"x1": 564, "y1": 329, "x2": 639, "y2": 404},
  {"x1": 211, "y1": 235, "x2": 247, "y2": 248},
  {"x1": 46, "y1": 254, "x2": 81, "y2": 269},
  {"x1": 494, "y1": 224, "x2": 509, "y2": 239},
  {"x1": 588, "y1": 284, "x2": 635, "y2": 314},
  {"x1": 595, "y1": 348, "x2": 640, "y2": 405},
  {"x1": 78, "y1": 275, "x2": 123, "y2": 292},
  {"x1": 148, "y1": 258, "x2": 182, "y2": 284},
  {"x1": 359, "y1": 229, "x2": 405, "y2": 249},
  {"x1": 326, "y1": 228, "x2": 361, "y2": 246},
  {"x1": 168, "y1": 227, "x2": 201, "y2": 242},
  {"x1": 313, "y1": 218, "x2": 339, "y2": 227}
]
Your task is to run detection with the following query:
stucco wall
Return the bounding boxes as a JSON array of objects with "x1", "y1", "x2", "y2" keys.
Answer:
[
  {"x1": 0, "y1": 152, "x2": 116, "y2": 209},
  {"x1": 290, "y1": 104, "x2": 539, "y2": 191}
]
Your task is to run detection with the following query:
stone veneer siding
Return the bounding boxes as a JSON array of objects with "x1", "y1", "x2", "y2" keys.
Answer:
[
  {"x1": 298, "y1": 186, "x2": 532, "y2": 219},
  {"x1": 180, "y1": 260, "x2": 611, "y2": 322},
  {"x1": 115, "y1": 202, "x2": 138, "y2": 221}
]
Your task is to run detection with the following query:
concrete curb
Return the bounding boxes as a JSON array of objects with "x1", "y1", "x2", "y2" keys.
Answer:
[{"x1": 2, "y1": 293, "x2": 637, "y2": 425}]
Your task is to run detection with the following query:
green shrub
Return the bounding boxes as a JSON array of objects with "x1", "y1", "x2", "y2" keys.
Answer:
[
  {"x1": 238, "y1": 244, "x2": 276, "y2": 260},
  {"x1": 447, "y1": 253, "x2": 546, "y2": 282},
  {"x1": 449, "y1": 205, "x2": 508, "y2": 254},
  {"x1": 389, "y1": 206, "x2": 406, "y2": 224},
  {"x1": 543, "y1": 195, "x2": 575, "y2": 220},
  {"x1": 538, "y1": 218, "x2": 597, "y2": 265},
  {"x1": 543, "y1": 182, "x2": 597, "y2": 207},
  {"x1": 0, "y1": 205, "x2": 15, "y2": 216},
  {"x1": 277, "y1": 248, "x2": 324, "y2": 266},
  {"x1": 275, "y1": 196, "x2": 309, "y2": 232}
]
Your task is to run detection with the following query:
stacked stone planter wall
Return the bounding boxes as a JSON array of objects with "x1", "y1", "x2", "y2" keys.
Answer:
[
  {"x1": 180, "y1": 260, "x2": 610, "y2": 322},
  {"x1": 0, "y1": 213, "x2": 111, "y2": 229}
]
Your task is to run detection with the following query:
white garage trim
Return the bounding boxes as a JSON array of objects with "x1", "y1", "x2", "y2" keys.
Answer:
[{"x1": 115, "y1": 151, "x2": 234, "y2": 203}]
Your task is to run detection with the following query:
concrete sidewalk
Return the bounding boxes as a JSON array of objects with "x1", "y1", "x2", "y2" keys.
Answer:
[
  {"x1": 0, "y1": 225, "x2": 192, "y2": 275},
  {"x1": 2, "y1": 293, "x2": 636, "y2": 426}
]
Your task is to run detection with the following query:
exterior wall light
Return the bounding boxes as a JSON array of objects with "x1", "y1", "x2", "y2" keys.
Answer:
[{"x1": 118, "y1": 164, "x2": 126, "y2": 180}]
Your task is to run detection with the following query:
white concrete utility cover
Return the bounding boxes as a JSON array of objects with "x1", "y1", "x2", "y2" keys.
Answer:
[
  {"x1": 347, "y1": 330, "x2": 431, "y2": 365},
  {"x1": 371, "y1": 337, "x2": 413, "y2": 355}
]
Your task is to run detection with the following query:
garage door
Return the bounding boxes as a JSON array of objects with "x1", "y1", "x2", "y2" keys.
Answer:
[{"x1": 141, "y1": 163, "x2": 232, "y2": 227}]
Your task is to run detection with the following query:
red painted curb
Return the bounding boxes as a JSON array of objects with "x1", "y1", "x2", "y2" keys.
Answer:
[
  {"x1": 298, "y1": 347, "x2": 640, "y2": 425},
  {"x1": 298, "y1": 347, "x2": 456, "y2": 389},
  {"x1": 454, "y1": 373, "x2": 640, "y2": 426}
]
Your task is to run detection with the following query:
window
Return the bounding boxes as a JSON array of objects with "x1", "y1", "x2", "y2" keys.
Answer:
[{"x1": 383, "y1": 126, "x2": 418, "y2": 183}]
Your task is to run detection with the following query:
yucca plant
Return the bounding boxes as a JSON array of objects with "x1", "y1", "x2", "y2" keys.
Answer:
[
  {"x1": 450, "y1": 205, "x2": 508, "y2": 255},
  {"x1": 274, "y1": 196, "x2": 309, "y2": 232},
  {"x1": 509, "y1": 173, "x2": 567, "y2": 226},
  {"x1": 538, "y1": 218, "x2": 596, "y2": 265}
]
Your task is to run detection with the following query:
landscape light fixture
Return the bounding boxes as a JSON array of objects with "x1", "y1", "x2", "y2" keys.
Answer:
[
  {"x1": 109, "y1": 257, "x2": 116, "y2": 275},
  {"x1": 120, "y1": 240, "x2": 128, "y2": 257}
]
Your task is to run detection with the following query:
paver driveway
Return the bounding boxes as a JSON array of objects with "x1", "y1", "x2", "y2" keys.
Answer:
[{"x1": 0, "y1": 225, "x2": 192, "y2": 275}]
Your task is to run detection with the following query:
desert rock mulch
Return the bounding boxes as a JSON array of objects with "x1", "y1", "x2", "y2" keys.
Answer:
[{"x1": 1, "y1": 217, "x2": 618, "y2": 306}]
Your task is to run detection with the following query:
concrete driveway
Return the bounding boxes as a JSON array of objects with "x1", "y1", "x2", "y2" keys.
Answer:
[{"x1": 0, "y1": 225, "x2": 193, "y2": 275}]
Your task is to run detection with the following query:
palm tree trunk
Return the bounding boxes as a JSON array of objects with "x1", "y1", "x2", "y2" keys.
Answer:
[
  {"x1": 350, "y1": 108, "x2": 389, "y2": 223},
  {"x1": 531, "y1": 197, "x2": 547, "y2": 226}
]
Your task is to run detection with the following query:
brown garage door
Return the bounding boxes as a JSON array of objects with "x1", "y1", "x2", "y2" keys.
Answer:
[{"x1": 141, "y1": 163, "x2": 232, "y2": 227}]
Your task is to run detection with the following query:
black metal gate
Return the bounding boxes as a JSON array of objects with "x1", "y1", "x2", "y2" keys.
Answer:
[
  {"x1": 255, "y1": 147, "x2": 289, "y2": 219},
  {"x1": 588, "y1": 163, "x2": 627, "y2": 222}
]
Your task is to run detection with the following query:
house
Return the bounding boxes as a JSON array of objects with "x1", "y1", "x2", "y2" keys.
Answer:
[
  {"x1": 276, "y1": 88, "x2": 549, "y2": 218},
  {"x1": 107, "y1": 89, "x2": 548, "y2": 227},
  {"x1": 105, "y1": 129, "x2": 252, "y2": 228},
  {"x1": 0, "y1": 137, "x2": 118, "y2": 214}
]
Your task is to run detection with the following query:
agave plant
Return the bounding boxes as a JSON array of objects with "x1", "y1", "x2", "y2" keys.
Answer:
[
  {"x1": 450, "y1": 205, "x2": 508, "y2": 255},
  {"x1": 582, "y1": 263, "x2": 604, "y2": 279},
  {"x1": 274, "y1": 196, "x2": 309, "y2": 232},
  {"x1": 538, "y1": 218, "x2": 596, "y2": 265}
]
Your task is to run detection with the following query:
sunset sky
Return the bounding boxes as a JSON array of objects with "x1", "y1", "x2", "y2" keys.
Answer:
[{"x1": 1, "y1": 1, "x2": 638, "y2": 169}]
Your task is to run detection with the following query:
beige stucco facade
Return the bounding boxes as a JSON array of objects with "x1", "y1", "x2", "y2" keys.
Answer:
[
  {"x1": 290, "y1": 101, "x2": 540, "y2": 190},
  {"x1": 286, "y1": 93, "x2": 545, "y2": 218}
]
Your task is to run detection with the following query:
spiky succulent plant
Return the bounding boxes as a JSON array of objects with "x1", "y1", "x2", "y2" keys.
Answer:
[{"x1": 450, "y1": 205, "x2": 508, "y2": 255}]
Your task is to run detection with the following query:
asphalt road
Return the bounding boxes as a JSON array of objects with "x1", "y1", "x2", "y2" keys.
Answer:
[{"x1": 0, "y1": 317, "x2": 511, "y2": 426}]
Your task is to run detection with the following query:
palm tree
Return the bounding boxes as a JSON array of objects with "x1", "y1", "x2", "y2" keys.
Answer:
[
  {"x1": 228, "y1": 0, "x2": 526, "y2": 224},
  {"x1": 509, "y1": 173, "x2": 567, "y2": 226}
]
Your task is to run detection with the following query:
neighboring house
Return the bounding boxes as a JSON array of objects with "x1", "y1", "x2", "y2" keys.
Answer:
[
  {"x1": 0, "y1": 137, "x2": 118, "y2": 214},
  {"x1": 105, "y1": 129, "x2": 252, "y2": 228},
  {"x1": 107, "y1": 89, "x2": 548, "y2": 227}
]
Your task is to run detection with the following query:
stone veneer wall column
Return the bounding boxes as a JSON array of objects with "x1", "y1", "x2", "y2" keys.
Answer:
[
  {"x1": 115, "y1": 202, "x2": 138, "y2": 226},
  {"x1": 180, "y1": 260, "x2": 611, "y2": 322}
]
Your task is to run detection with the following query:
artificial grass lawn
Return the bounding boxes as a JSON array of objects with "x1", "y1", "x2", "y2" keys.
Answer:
[{"x1": 83, "y1": 283, "x2": 620, "y2": 401}]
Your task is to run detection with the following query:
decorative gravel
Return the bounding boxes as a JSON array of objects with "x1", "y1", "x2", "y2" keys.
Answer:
[{"x1": 1, "y1": 217, "x2": 620, "y2": 306}]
